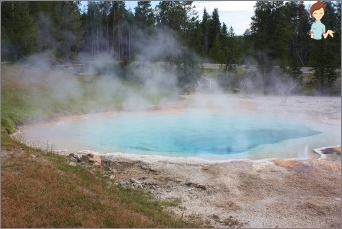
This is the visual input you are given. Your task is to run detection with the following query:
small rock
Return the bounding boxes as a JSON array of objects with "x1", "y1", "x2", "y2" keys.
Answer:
[
  {"x1": 72, "y1": 154, "x2": 82, "y2": 162},
  {"x1": 130, "y1": 178, "x2": 139, "y2": 184},
  {"x1": 69, "y1": 162, "x2": 77, "y2": 166},
  {"x1": 30, "y1": 154, "x2": 36, "y2": 158},
  {"x1": 109, "y1": 174, "x2": 115, "y2": 180},
  {"x1": 197, "y1": 184, "x2": 206, "y2": 190},
  {"x1": 185, "y1": 181, "x2": 194, "y2": 187},
  {"x1": 149, "y1": 185, "x2": 157, "y2": 190},
  {"x1": 93, "y1": 162, "x2": 100, "y2": 167},
  {"x1": 93, "y1": 155, "x2": 102, "y2": 164},
  {"x1": 88, "y1": 157, "x2": 95, "y2": 163},
  {"x1": 166, "y1": 185, "x2": 172, "y2": 192},
  {"x1": 212, "y1": 214, "x2": 220, "y2": 220},
  {"x1": 137, "y1": 184, "x2": 143, "y2": 189},
  {"x1": 81, "y1": 155, "x2": 88, "y2": 162},
  {"x1": 69, "y1": 157, "x2": 78, "y2": 162}
]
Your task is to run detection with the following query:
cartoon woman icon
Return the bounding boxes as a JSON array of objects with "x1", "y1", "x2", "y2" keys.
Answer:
[{"x1": 310, "y1": 0, "x2": 334, "y2": 40}]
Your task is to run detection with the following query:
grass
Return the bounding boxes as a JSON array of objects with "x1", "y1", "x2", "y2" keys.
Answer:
[
  {"x1": 1, "y1": 64, "x2": 207, "y2": 228},
  {"x1": 2, "y1": 136, "x2": 204, "y2": 227}
]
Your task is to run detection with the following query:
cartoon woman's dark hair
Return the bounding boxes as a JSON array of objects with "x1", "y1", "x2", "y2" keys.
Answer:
[{"x1": 310, "y1": 0, "x2": 326, "y2": 18}]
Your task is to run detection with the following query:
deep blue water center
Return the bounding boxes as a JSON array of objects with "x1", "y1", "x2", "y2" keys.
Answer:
[{"x1": 58, "y1": 110, "x2": 321, "y2": 156}]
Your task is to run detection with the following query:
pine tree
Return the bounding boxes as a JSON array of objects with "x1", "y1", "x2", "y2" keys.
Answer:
[
  {"x1": 134, "y1": 1, "x2": 155, "y2": 27},
  {"x1": 84, "y1": 1, "x2": 103, "y2": 56},
  {"x1": 200, "y1": 8, "x2": 210, "y2": 58},
  {"x1": 28, "y1": 1, "x2": 83, "y2": 59},
  {"x1": 224, "y1": 26, "x2": 241, "y2": 72},
  {"x1": 208, "y1": 8, "x2": 221, "y2": 60},
  {"x1": 1, "y1": 1, "x2": 37, "y2": 60},
  {"x1": 108, "y1": 1, "x2": 133, "y2": 60},
  {"x1": 250, "y1": 1, "x2": 295, "y2": 94},
  {"x1": 285, "y1": 1, "x2": 311, "y2": 67},
  {"x1": 156, "y1": 1, "x2": 181, "y2": 31}
]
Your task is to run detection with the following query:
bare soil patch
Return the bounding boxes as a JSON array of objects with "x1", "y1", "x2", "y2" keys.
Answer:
[{"x1": 105, "y1": 155, "x2": 341, "y2": 228}]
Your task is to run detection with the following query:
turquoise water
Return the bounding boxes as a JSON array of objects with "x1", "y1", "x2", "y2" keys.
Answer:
[{"x1": 21, "y1": 109, "x2": 324, "y2": 159}]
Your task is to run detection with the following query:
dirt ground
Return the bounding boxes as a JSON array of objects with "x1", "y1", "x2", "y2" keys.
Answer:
[
  {"x1": 13, "y1": 94, "x2": 342, "y2": 228},
  {"x1": 100, "y1": 151, "x2": 340, "y2": 228}
]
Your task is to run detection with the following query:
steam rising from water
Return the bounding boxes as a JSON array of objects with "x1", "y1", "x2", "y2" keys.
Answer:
[
  {"x1": 6, "y1": 23, "x2": 341, "y2": 160},
  {"x1": 13, "y1": 93, "x2": 341, "y2": 160},
  {"x1": 13, "y1": 24, "x2": 306, "y2": 114}
]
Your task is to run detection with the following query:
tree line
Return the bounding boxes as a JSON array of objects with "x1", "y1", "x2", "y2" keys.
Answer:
[{"x1": 1, "y1": 1, "x2": 341, "y2": 94}]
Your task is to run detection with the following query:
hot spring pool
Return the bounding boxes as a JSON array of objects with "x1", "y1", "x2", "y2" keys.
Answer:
[{"x1": 17, "y1": 107, "x2": 340, "y2": 160}]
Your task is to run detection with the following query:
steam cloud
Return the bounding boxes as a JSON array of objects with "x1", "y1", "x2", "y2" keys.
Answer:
[{"x1": 10, "y1": 18, "x2": 312, "y2": 118}]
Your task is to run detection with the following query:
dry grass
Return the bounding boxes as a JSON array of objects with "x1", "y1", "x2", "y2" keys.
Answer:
[{"x1": 1, "y1": 136, "x2": 204, "y2": 228}]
